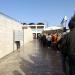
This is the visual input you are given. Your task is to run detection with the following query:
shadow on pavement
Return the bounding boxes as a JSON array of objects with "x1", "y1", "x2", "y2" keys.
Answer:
[{"x1": 19, "y1": 47, "x2": 65, "y2": 75}]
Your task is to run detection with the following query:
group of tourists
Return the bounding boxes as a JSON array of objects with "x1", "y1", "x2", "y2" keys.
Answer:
[
  {"x1": 39, "y1": 32, "x2": 60, "y2": 49},
  {"x1": 56, "y1": 15, "x2": 75, "y2": 75},
  {"x1": 39, "y1": 14, "x2": 75, "y2": 75}
]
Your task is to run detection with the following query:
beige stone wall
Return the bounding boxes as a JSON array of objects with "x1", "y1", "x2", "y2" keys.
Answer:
[
  {"x1": 24, "y1": 27, "x2": 33, "y2": 44},
  {"x1": 0, "y1": 13, "x2": 33, "y2": 58},
  {"x1": 0, "y1": 28, "x2": 13, "y2": 58},
  {"x1": 0, "y1": 14, "x2": 21, "y2": 30}
]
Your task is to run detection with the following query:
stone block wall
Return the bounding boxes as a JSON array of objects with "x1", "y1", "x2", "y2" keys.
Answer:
[{"x1": 0, "y1": 13, "x2": 33, "y2": 58}]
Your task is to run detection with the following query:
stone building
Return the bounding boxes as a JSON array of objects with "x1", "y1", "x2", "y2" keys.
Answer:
[
  {"x1": 22, "y1": 22, "x2": 45, "y2": 39},
  {"x1": 0, "y1": 12, "x2": 33, "y2": 58}
]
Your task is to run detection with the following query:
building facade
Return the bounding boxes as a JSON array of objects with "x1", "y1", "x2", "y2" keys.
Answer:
[
  {"x1": 23, "y1": 23, "x2": 45, "y2": 39},
  {"x1": 0, "y1": 12, "x2": 33, "y2": 58}
]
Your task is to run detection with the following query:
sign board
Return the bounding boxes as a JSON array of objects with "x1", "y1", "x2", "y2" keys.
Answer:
[{"x1": 14, "y1": 30, "x2": 23, "y2": 41}]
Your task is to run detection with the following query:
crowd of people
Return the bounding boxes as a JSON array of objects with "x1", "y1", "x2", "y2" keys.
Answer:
[
  {"x1": 39, "y1": 32, "x2": 61, "y2": 49},
  {"x1": 38, "y1": 28, "x2": 73, "y2": 75},
  {"x1": 57, "y1": 15, "x2": 75, "y2": 75},
  {"x1": 39, "y1": 15, "x2": 75, "y2": 75},
  {"x1": 38, "y1": 15, "x2": 75, "y2": 75}
]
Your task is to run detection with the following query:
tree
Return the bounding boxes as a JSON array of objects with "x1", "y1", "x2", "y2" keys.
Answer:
[
  {"x1": 70, "y1": 14, "x2": 75, "y2": 22},
  {"x1": 22, "y1": 23, "x2": 27, "y2": 25},
  {"x1": 37, "y1": 22, "x2": 44, "y2": 25},
  {"x1": 68, "y1": 14, "x2": 75, "y2": 29},
  {"x1": 29, "y1": 23, "x2": 35, "y2": 25}
]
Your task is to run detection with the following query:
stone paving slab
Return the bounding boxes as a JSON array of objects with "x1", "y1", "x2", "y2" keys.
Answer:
[{"x1": 0, "y1": 40, "x2": 64, "y2": 75}]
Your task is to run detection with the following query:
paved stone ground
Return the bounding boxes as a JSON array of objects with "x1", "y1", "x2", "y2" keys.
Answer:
[{"x1": 0, "y1": 39, "x2": 64, "y2": 75}]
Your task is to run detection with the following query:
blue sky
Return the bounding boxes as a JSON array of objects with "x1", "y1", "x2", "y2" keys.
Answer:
[{"x1": 0, "y1": 0, "x2": 75, "y2": 27}]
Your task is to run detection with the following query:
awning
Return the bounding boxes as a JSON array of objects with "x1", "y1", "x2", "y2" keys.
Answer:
[{"x1": 44, "y1": 26, "x2": 63, "y2": 31}]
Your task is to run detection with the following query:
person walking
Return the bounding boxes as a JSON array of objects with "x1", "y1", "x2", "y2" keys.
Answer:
[
  {"x1": 46, "y1": 34, "x2": 51, "y2": 48},
  {"x1": 42, "y1": 34, "x2": 47, "y2": 47}
]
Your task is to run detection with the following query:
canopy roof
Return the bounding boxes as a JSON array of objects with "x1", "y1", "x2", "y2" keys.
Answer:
[{"x1": 44, "y1": 26, "x2": 63, "y2": 31}]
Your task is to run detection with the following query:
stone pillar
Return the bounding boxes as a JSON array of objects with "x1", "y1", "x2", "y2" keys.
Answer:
[{"x1": 36, "y1": 25, "x2": 37, "y2": 39}]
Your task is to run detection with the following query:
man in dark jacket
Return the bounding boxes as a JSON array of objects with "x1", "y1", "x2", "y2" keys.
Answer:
[
  {"x1": 42, "y1": 34, "x2": 47, "y2": 47},
  {"x1": 67, "y1": 23, "x2": 75, "y2": 75},
  {"x1": 57, "y1": 32, "x2": 69, "y2": 75},
  {"x1": 57, "y1": 15, "x2": 75, "y2": 75}
]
